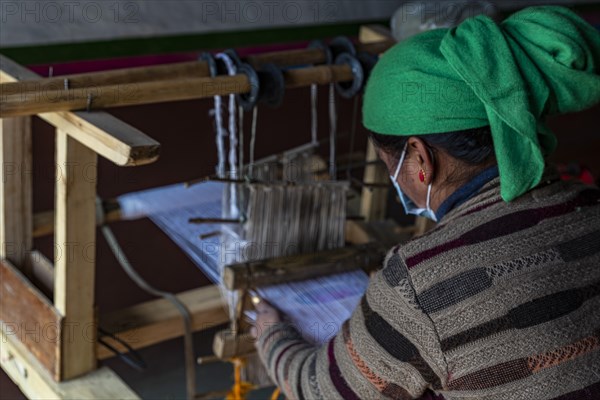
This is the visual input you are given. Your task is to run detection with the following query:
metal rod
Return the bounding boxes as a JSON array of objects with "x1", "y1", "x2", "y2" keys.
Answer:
[
  {"x1": 199, "y1": 231, "x2": 221, "y2": 240},
  {"x1": 184, "y1": 175, "x2": 252, "y2": 188},
  {"x1": 188, "y1": 217, "x2": 242, "y2": 225}
]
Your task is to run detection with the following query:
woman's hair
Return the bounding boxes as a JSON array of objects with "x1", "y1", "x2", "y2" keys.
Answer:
[{"x1": 369, "y1": 125, "x2": 496, "y2": 183}]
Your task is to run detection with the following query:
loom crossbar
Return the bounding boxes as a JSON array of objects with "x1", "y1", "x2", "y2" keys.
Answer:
[{"x1": 223, "y1": 242, "x2": 386, "y2": 290}]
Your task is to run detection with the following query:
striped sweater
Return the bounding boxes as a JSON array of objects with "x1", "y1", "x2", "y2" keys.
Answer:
[{"x1": 257, "y1": 172, "x2": 600, "y2": 399}]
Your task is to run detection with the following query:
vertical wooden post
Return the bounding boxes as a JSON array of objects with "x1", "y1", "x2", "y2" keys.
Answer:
[
  {"x1": 0, "y1": 117, "x2": 33, "y2": 272},
  {"x1": 360, "y1": 141, "x2": 389, "y2": 221},
  {"x1": 359, "y1": 25, "x2": 394, "y2": 222},
  {"x1": 54, "y1": 129, "x2": 97, "y2": 379}
]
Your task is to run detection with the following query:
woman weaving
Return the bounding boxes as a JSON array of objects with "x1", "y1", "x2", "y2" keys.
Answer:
[{"x1": 252, "y1": 6, "x2": 600, "y2": 399}]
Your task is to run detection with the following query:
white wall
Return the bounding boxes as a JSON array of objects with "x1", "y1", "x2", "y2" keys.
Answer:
[
  {"x1": 0, "y1": 0, "x2": 403, "y2": 47},
  {"x1": 0, "y1": 0, "x2": 596, "y2": 48}
]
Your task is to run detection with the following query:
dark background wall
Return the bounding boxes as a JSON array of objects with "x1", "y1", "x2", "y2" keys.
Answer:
[
  {"x1": 2, "y1": 3, "x2": 600, "y2": 398},
  {"x1": 27, "y1": 92, "x2": 600, "y2": 315}
]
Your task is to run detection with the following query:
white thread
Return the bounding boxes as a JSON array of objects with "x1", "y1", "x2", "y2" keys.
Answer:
[
  {"x1": 213, "y1": 91, "x2": 226, "y2": 178},
  {"x1": 215, "y1": 53, "x2": 238, "y2": 181},
  {"x1": 215, "y1": 52, "x2": 240, "y2": 224},
  {"x1": 238, "y1": 105, "x2": 244, "y2": 176},
  {"x1": 249, "y1": 105, "x2": 258, "y2": 178},
  {"x1": 328, "y1": 83, "x2": 337, "y2": 179},
  {"x1": 311, "y1": 84, "x2": 318, "y2": 145}
]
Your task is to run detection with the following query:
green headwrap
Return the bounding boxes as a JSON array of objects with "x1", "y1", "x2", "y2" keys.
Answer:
[{"x1": 363, "y1": 6, "x2": 600, "y2": 201}]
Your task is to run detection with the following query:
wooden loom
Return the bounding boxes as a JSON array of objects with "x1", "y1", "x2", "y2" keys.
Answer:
[{"x1": 0, "y1": 27, "x2": 425, "y2": 398}]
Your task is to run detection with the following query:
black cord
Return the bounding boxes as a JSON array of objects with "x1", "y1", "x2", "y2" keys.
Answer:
[{"x1": 97, "y1": 327, "x2": 147, "y2": 372}]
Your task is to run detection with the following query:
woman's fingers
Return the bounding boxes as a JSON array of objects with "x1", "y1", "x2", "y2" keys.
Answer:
[
  {"x1": 250, "y1": 326, "x2": 258, "y2": 339},
  {"x1": 251, "y1": 294, "x2": 282, "y2": 340}
]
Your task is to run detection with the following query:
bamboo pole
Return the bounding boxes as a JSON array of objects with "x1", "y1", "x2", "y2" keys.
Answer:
[
  {"x1": 0, "y1": 62, "x2": 210, "y2": 95},
  {"x1": 283, "y1": 64, "x2": 354, "y2": 88},
  {"x1": 1, "y1": 75, "x2": 250, "y2": 117},
  {"x1": 1, "y1": 64, "x2": 354, "y2": 118}
]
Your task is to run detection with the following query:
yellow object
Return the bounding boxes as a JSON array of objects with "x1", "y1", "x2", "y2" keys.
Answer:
[
  {"x1": 225, "y1": 357, "x2": 255, "y2": 400},
  {"x1": 270, "y1": 387, "x2": 281, "y2": 400}
]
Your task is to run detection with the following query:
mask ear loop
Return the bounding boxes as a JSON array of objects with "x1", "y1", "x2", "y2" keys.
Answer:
[
  {"x1": 425, "y1": 183, "x2": 433, "y2": 212},
  {"x1": 392, "y1": 141, "x2": 409, "y2": 180},
  {"x1": 424, "y1": 144, "x2": 437, "y2": 221}
]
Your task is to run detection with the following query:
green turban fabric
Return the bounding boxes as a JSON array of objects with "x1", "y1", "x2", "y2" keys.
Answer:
[{"x1": 363, "y1": 6, "x2": 600, "y2": 201}]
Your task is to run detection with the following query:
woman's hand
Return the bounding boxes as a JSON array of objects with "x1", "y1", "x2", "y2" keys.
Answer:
[{"x1": 250, "y1": 296, "x2": 281, "y2": 340}]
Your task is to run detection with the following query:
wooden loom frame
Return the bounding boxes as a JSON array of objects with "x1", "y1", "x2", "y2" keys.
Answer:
[{"x1": 0, "y1": 27, "x2": 411, "y2": 398}]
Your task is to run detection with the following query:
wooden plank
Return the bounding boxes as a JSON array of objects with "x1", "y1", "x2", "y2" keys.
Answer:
[
  {"x1": 98, "y1": 285, "x2": 228, "y2": 360},
  {"x1": 223, "y1": 242, "x2": 387, "y2": 291},
  {"x1": 54, "y1": 129, "x2": 97, "y2": 379},
  {"x1": 359, "y1": 141, "x2": 389, "y2": 221},
  {"x1": 1, "y1": 325, "x2": 139, "y2": 399},
  {"x1": 356, "y1": 27, "x2": 394, "y2": 222},
  {"x1": 0, "y1": 54, "x2": 160, "y2": 166},
  {"x1": 212, "y1": 330, "x2": 256, "y2": 359},
  {"x1": 0, "y1": 259, "x2": 62, "y2": 380},
  {"x1": 359, "y1": 25, "x2": 395, "y2": 44},
  {"x1": 0, "y1": 117, "x2": 32, "y2": 271}
]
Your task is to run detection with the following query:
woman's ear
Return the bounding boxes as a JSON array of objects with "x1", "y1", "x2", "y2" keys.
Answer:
[{"x1": 407, "y1": 137, "x2": 435, "y2": 185}]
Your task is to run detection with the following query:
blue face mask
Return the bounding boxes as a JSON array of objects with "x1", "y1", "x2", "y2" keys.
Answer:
[{"x1": 390, "y1": 143, "x2": 438, "y2": 222}]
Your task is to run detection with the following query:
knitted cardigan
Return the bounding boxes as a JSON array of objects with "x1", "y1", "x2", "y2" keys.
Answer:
[{"x1": 256, "y1": 173, "x2": 600, "y2": 399}]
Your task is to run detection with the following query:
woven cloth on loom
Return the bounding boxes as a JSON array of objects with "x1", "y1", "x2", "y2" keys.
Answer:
[{"x1": 118, "y1": 180, "x2": 369, "y2": 344}]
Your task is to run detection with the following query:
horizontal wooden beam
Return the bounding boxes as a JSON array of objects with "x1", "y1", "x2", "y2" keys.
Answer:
[
  {"x1": 33, "y1": 199, "x2": 121, "y2": 238},
  {"x1": 28, "y1": 250, "x2": 55, "y2": 298},
  {"x1": 223, "y1": 242, "x2": 387, "y2": 291},
  {"x1": 0, "y1": 55, "x2": 160, "y2": 166},
  {"x1": 0, "y1": 61, "x2": 209, "y2": 95},
  {"x1": 97, "y1": 285, "x2": 228, "y2": 360},
  {"x1": 1, "y1": 64, "x2": 355, "y2": 117},
  {"x1": 2, "y1": 40, "x2": 393, "y2": 96}
]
